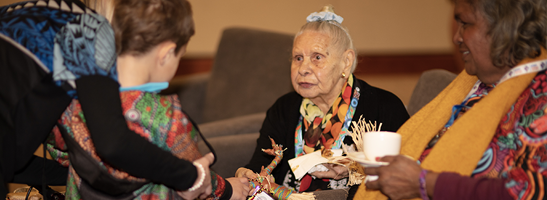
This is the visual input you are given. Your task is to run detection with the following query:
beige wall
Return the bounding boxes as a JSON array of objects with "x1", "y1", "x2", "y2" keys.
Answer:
[
  {"x1": 187, "y1": 0, "x2": 454, "y2": 57},
  {"x1": 0, "y1": 0, "x2": 452, "y2": 104},
  {"x1": 1, "y1": 0, "x2": 455, "y2": 57},
  {"x1": 0, "y1": 0, "x2": 19, "y2": 6}
]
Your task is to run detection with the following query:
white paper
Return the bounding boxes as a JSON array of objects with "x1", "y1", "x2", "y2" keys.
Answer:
[
  {"x1": 288, "y1": 149, "x2": 343, "y2": 180},
  {"x1": 254, "y1": 191, "x2": 274, "y2": 200}
]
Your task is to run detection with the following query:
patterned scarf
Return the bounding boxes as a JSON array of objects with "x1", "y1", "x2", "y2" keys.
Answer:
[
  {"x1": 289, "y1": 75, "x2": 359, "y2": 192},
  {"x1": 300, "y1": 75, "x2": 354, "y2": 153}
]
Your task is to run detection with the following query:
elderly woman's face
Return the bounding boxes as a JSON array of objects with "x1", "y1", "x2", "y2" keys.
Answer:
[
  {"x1": 453, "y1": 1, "x2": 503, "y2": 84},
  {"x1": 291, "y1": 31, "x2": 347, "y2": 103}
]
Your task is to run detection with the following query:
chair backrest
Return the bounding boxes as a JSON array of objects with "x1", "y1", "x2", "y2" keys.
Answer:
[
  {"x1": 202, "y1": 27, "x2": 295, "y2": 123},
  {"x1": 407, "y1": 69, "x2": 458, "y2": 116}
]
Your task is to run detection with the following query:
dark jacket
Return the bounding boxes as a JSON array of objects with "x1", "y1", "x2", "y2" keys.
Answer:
[{"x1": 245, "y1": 78, "x2": 410, "y2": 184}]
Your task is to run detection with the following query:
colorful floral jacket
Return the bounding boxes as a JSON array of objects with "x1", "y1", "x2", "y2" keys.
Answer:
[
  {"x1": 48, "y1": 91, "x2": 229, "y2": 200},
  {"x1": 483, "y1": 70, "x2": 547, "y2": 199}
]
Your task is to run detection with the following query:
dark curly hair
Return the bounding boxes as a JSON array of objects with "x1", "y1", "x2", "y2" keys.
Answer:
[
  {"x1": 112, "y1": 0, "x2": 194, "y2": 56},
  {"x1": 464, "y1": 0, "x2": 547, "y2": 67}
]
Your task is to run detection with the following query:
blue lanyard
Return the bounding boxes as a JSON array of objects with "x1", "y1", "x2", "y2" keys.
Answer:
[{"x1": 445, "y1": 103, "x2": 468, "y2": 128}]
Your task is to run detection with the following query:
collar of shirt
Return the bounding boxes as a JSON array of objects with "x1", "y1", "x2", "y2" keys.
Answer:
[{"x1": 119, "y1": 82, "x2": 169, "y2": 93}]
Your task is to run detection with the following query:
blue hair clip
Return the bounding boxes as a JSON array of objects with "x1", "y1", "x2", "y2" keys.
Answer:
[{"x1": 306, "y1": 11, "x2": 344, "y2": 24}]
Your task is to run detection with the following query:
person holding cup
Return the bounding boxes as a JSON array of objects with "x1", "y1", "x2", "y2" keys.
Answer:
[
  {"x1": 236, "y1": 5, "x2": 409, "y2": 198},
  {"x1": 356, "y1": 131, "x2": 402, "y2": 183},
  {"x1": 356, "y1": 0, "x2": 547, "y2": 199}
]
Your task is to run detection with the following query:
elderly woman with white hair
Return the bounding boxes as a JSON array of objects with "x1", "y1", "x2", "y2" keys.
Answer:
[{"x1": 236, "y1": 5, "x2": 409, "y2": 198}]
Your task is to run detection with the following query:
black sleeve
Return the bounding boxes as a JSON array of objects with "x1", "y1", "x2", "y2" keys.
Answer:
[
  {"x1": 219, "y1": 180, "x2": 233, "y2": 200},
  {"x1": 12, "y1": 156, "x2": 68, "y2": 186},
  {"x1": 351, "y1": 81, "x2": 409, "y2": 133},
  {"x1": 376, "y1": 89, "x2": 410, "y2": 132},
  {"x1": 75, "y1": 75, "x2": 197, "y2": 190}
]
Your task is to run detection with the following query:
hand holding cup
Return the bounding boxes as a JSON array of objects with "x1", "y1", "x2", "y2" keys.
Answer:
[{"x1": 362, "y1": 131, "x2": 401, "y2": 181}]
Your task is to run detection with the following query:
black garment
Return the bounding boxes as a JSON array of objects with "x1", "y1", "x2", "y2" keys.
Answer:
[
  {"x1": 0, "y1": 33, "x2": 200, "y2": 197},
  {"x1": 0, "y1": 37, "x2": 72, "y2": 197},
  {"x1": 12, "y1": 157, "x2": 69, "y2": 186},
  {"x1": 244, "y1": 78, "x2": 410, "y2": 189}
]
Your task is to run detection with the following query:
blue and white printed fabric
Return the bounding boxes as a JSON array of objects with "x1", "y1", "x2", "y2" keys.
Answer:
[{"x1": 0, "y1": 0, "x2": 117, "y2": 97}]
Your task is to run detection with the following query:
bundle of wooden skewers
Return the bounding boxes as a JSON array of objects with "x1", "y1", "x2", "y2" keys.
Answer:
[
  {"x1": 343, "y1": 115, "x2": 383, "y2": 185},
  {"x1": 348, "y1": 115, "x2": 382, "y2": 153}
]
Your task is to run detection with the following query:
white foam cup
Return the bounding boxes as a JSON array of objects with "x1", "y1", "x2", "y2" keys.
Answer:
[
  {"x1": 362, "y1": 131, "x2": 401, "y2": 182},
  {"x1": 362, "y1": 131, "x2": 401, "y2": 162}
]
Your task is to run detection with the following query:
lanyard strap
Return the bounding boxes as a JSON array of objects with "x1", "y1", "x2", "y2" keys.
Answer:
[
  {"x1": 333, "y1": 87, "x2": 361, "y2": 150},
  {"x1": 446, "y1": 59, "x2": 547, "y2": 129},
  {"x1": 498, "y1": 59, "x2": 547, "y2": 84}
]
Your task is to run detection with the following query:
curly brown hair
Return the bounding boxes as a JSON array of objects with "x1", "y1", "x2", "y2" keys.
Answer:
[
  {"x1": 112, "y1": 0, "x2": 194, "y2": 56},
  {"x1": 464, "y1": 0, "x2": 547, "y2": 67}
]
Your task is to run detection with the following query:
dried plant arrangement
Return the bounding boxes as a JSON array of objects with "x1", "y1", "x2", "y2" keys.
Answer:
[
  {"x1": 344, "y1": 115, "x2": 383, "y2": 186},
  {"x1": 348, "y1": 115, "x2": 382, "y2": 152}
]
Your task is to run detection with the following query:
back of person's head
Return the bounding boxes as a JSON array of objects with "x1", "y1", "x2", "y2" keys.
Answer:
[
  {"x1": 296, "y1": 5, "x2": 357, "y2": 72},
  {"x1": 112, "y1": 0, "x2": 194, "y2": 56},
  {"x1": 464, "y1": 0, "x2": 547, "y2": 67}
]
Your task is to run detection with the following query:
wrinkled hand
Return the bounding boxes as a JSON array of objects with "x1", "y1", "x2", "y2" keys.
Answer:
[
  {"x1": 235, "y1": 167, "x2": 257, "y2": 180},
  {"x1": 309, "y1": 163, "x2": 349, "y2": 180},
  {"x1": 364, "y1": 155, "x2": 422, "y2": 200},
  {"x1": 177, "y1": 153, "x2": 214, "y2": 200},
  {"x1": 226, "y1": 177, "x2": 251, "y2": 200}
]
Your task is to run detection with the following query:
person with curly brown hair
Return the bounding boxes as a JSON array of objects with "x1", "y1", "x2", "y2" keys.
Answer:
[{"x1": 356, "y1": 0, "x2": 547, "y2": 199}]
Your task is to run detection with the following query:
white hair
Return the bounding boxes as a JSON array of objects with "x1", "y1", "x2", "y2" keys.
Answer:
[{"x1": 295, "y1": 20, "x2": 357, "y2": 72}]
